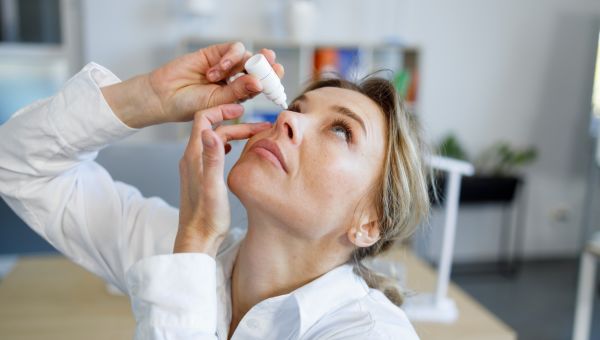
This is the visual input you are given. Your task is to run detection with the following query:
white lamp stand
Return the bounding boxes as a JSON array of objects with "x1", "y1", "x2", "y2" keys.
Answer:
[{"x1": 404, "y1": 155, "x2": 474, "y2": 323}]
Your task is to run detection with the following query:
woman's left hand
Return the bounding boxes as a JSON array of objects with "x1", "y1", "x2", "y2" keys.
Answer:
[{"x1": 174, "y1": 104, "x2": 270, "y2": 256}]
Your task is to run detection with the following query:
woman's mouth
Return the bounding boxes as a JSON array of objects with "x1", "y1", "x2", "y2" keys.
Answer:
[{"x1": 249, "y1": 138, "x2": 288, "y2": 173}]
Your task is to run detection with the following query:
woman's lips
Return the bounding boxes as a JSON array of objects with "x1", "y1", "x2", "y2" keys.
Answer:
[{"x1": 249, "y1": 139, "x2": 288, "y2": 173}]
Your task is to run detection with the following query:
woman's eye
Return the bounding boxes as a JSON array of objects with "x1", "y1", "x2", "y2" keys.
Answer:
[
  {"x1": 288, "y1": 103, "x2": 301, "y2": 112},
  {"x1": 331, "y1": 120, "x2": 352, "y2": 142}
]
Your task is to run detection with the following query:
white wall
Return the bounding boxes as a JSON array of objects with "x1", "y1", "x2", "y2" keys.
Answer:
[
  {"x1": 80, "y1": 0, "x2": 600, "y2": 261},
  {"x1": 81, "y1": 0, "x2": 405, "y2": 78},
  {"x1": 401, "y1": 0, "x2": 600, "y2": 261}
]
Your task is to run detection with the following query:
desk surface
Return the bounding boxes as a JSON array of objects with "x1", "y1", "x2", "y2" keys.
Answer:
[
  {"x1": 0, "y1": 250, "x2": 515, "y2": 340},
  {"x1": 384, "y1": 249, "x2": 516, "y2": 340}
]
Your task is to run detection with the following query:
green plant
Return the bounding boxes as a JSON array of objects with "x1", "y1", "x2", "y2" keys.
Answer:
[
  {"x1": 437, "y1": 134, "x2": 469, "y2": 161},
  {"x1": 437, "y1": 133, "x2": 538, "y2": 177},
  {"x1": 474, "y1": 142, "x2": 538, "y2": 176}
]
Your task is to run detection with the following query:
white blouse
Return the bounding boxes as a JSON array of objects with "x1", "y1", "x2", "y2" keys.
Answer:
[{"x1": 0, "y1": 63, "x2": 420, "y2": 339}]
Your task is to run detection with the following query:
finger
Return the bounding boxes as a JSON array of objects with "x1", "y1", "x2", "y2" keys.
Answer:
[
  {"x1": 235, "y1": 91, "x2": 260, "y2": 105},
  {"x1": 207, "y1": 74, "x2": 263, "y2": 107},
  {"x1": 272, "y1": 63, "x2": 285, "y2": 79},
  {"x1": 219, "y1": 42, "x2": 246, "y2": 71},
  {"x1": 201, "y1": 129, "x2": 225, "y2": 185},
  {"x1": 215, "y1": 122, "x2": 272, "y2": 144},
  {"x1": 259, "y1": 48, "x2": 276, "y2": 65},
  {"x1": 224, "y1": 51, "x2": 252, "y2": 77},
  {"x1": 186, "y1": 104, "x2": 245, "y2": 156},
  {"x1": 206, "y1": 42, "x2": 247, "y2": 82}
]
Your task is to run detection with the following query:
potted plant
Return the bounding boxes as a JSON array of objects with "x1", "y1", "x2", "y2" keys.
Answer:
[{"x1": 432, "y1": 134, "x2": 538, "y2": 205}]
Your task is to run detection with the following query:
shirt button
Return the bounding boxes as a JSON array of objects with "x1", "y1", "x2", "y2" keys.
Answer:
[{"x1": 246, "y1": 318, "x2": 260, "y2": 329}]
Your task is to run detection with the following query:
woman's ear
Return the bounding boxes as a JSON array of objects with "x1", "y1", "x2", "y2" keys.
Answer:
[{"x1": 348, "y1": 219, "x2": 380, "y2": 248}]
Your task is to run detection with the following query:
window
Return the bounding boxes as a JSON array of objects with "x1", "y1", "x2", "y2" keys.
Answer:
[
  {"x1": 0, "y1": 0, "x2": 80, "y2": 124},
  {"x1": 1, "y1": 0, "x2": 61, "y2": 44}
]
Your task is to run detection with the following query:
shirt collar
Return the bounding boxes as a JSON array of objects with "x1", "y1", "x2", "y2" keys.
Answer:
[
  {"x1": 215, "y1": 229, "x2": 371, "y2": 337},
  {"x1": 216, "y1": 228, "x2": 245, "y2": 285},
  {"x1": 292, "y1": 263, "x2": 370, "y2": 336}
]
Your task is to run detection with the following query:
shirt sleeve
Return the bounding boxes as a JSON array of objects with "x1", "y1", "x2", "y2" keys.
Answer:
[
  {"x1": 0, "y1": 62, "x2": 180, "y2": 292},
  {"x1": 126, "y1": 253, "x2": 219, "y2": 339}
]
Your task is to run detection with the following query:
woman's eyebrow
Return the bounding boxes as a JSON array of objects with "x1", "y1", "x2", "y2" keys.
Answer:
[{"x1": 330, "y1": 105, "x2": 367, "y2": 135}]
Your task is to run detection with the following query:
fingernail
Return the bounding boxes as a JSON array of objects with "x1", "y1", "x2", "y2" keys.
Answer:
[
  {"x1": 245, "y1": 83, "x2": 261, "y2": 93},
  {"x1": 209, "y1": 69, "x2": 220, "y2": 81},
  {"x1": 202, "y1": 132, "x2": 215, "y2": 147},
  {"x1": 221, "y1": 59, "x2": 232, "y2": 70}
]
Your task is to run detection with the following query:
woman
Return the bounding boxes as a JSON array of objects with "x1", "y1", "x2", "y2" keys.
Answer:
[{"x1": 0, "y1": 41, "x2": 430, "y2": 339}]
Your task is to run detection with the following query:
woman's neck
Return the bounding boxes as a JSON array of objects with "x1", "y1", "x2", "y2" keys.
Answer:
[{"x1": 227, "y1": 213, "x2": 349, "y2": 338}]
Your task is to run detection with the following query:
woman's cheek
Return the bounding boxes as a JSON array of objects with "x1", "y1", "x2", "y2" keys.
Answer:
[{"x1": 312, "y1": 154, "x2": 363, "y2": 197}]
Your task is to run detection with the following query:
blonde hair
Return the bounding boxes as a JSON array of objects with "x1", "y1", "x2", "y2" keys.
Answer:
[{"x1": 299, "y1": 76, "x2": 433, "y2": 306}]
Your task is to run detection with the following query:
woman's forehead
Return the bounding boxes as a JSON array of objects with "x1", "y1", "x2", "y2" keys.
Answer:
[{"x1": 301, "y1": 87, "x2": 379, "y2": 111}]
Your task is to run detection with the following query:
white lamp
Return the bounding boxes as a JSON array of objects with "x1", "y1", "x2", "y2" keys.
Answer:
[{"x1": 403, "y1": 155, "x2": 474, "y2": 323}]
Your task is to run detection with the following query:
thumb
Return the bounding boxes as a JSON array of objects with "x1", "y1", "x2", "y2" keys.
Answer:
[
  {"x1": 201, "y1": 129, "x2": 225, "y2": 185},
  {"x1": 208, "y1": 74, "x2": 262, "y2": 106}
]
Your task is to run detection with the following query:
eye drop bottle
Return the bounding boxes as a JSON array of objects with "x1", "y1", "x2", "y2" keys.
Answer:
[{"x1": 245, "y1": 54, "x2": 288, "y2": 109}]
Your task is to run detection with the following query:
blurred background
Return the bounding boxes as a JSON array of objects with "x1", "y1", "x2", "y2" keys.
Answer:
[{"x1": 1, "y1": 0, "x2": 600, "y2": 339}]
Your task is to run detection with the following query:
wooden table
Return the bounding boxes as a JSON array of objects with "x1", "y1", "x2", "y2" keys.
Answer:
[
  {"x1": 0, "y1": 251, "x2": 516, "y2": 339},
  {"x1": 383, "y1": 248, "x2": 516, "y2": 340},
  {"x1": 0, "y1": 256, "x2": 134, "y2": 340}
]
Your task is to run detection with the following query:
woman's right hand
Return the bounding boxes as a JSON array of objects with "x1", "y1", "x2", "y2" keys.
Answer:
[
  {"x1": 102, "y1": 41, "x2": 284, "y2": 129},
  {"x1": 173, "y1": 104, "x2": 270, "y2": 256}
]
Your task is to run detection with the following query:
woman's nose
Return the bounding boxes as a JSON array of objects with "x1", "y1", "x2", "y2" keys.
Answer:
[{"x1": 275, "y1": 110, "x2": 302, "y2": 145}]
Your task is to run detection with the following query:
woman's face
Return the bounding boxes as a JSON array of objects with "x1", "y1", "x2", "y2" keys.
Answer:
[{"x1": 228, "y1": 87, "x2": 387, "y2": 241}]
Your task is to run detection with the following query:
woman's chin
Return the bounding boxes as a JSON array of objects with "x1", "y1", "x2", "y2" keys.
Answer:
[{"x1": 228, "y1": 161, "x2": 273, "y2": 204}]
